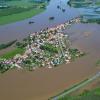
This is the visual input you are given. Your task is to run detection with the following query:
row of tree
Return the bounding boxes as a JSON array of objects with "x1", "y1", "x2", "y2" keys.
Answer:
[{"x1": 0, "y1": 40, "x2": 17, "y2": 50}]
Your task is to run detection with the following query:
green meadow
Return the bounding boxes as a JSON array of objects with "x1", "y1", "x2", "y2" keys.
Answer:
[
  {"x1": 59, "y1": 87, "x2": 100, "y2": 100},
  {"x1": 0, "y1": 48, "x2": 25, "y2": 59},
  {"x1": 0, "y1": 0, "x2": 47, "y2": 25}
]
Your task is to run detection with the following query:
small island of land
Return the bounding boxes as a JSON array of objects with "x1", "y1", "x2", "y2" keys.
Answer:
[{"x1": 0, "y1": 17, "x2": 85, "y2": 73}]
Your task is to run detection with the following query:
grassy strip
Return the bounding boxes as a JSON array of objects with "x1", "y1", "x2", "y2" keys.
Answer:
[
  {"x1": 59, "y1": 87, "x2": 100, "y2": 100},
  {"x1": 87, "y1": 19, "x2": 100, "y2": 24},
  {"x1": 50, "y1": 79, "x2": 88, "y2": 100},
  {"x1": 0, "y1": 8, "x2": 44, "y2": 25},
  {"x1": 0, "y1": 48, "x2": 25, "y2": 59},
  {"x1": 0, "y1": 7, "x2": 34, "y2": 17},
  {"x1": 67, "y1": 0, "x2": 92, "y2": 7},
  {"x1": 94, "y1": 87, "x2": 100, "y2": 95},
  {"x1": 81, "y1": 18, "x2": 100, "y2": 24},
  {"x1": 40, "y1": 43, "x2": 58, "y2": 53},
  {"x1": 0, "y1": 40, "x2": 17, "y2": 50},
  {"x1": 5, "y1": 1, "x2": 37, "y2": 8},
  {"x1": 96, "y1": 60, "x2": 100, "y2": 67},
  {"x1": 69, "y1": 48, "x2": 86, "y2": 61},
  {"x1": 96, "y1": 2, "x2": 100, "y2": 6}
]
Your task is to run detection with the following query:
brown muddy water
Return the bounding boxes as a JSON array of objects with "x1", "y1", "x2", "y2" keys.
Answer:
[{"x1": 0, "y1": 23, "x2": 100, "y2": 100}]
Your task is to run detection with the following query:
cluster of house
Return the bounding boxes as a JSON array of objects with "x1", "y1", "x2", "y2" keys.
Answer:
[{"x1": 0, "y1": 17, "x2": 81, "y2": 71}]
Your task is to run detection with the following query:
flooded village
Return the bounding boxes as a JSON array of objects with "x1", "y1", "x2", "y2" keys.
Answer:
[
  {"x1": 0, "y1": 17, "x2": 84, "y2": 73},
  {"x1": 0, "y1": 0, "x2": 100, "y2": 100}
]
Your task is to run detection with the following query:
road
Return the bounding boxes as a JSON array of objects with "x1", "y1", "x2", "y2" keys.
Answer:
[{"x1": 51, "y1": 72, "x2": 100, "y2": 100}]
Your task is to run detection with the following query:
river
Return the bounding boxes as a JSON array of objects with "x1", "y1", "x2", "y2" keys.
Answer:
[{"x1": 0, "y1": 0, "x2": 79, "y2": 43}]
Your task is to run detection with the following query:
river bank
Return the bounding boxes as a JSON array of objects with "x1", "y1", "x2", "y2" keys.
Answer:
[{"x1": 0, "y1": 0, "x2": 48, "y2": 25}]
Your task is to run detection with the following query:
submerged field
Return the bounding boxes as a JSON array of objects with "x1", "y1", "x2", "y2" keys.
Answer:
[{"x1": 68, "y1": 0, "x2": 100, "y2": 24}]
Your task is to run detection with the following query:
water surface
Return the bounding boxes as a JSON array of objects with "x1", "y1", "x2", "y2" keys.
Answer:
[{"x1": 0, "y1": 0, "x2": 79, "y2": 43}]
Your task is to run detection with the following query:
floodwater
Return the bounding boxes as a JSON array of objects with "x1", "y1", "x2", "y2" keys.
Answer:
[
  {"x1": 68, "y1": 0, "x2": 100, "y2": 20},
  {"x1": 0, "y1": 0, "x2": 100, "y2": 100},
  {"x1": 0, "y1": 23, "x2": 100, "y2": 100},
  {"x1": 0, "y1": 0, "x2": 79, "y2": 43}
]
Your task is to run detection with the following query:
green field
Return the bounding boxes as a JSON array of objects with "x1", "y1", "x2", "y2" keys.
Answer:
[
  {"x1": 95, "y1": 1, "x2": 100, "y2": 6},
  {"x1": 96, "y1": 60, "x2": 100, "y2": 66},
  {"x1": 59, "y1": 87, "x2": 100, "y2": 100},
  {"x1": 0, "y1": 40, "x2": 17, "y2": 50},
  {"x1": 0, "y1": 0, "x2": 47, "y2": 25},
  {"x1": 0, "y1": 48, "x2": 25, "y2": 59},
  {"x1": 68, "y1": 0, "x2": 100, "y2": 8},
  {"x1": 6, "y1": 1, "x2": 38, "y2": 8},
  {"x1": 0, "y1": 8, "x2": 44, "y2": 25}
]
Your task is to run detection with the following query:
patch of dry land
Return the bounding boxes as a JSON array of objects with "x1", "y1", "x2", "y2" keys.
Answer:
[{"x1": 0, "y1": 23, "x2": 100, "y2": 100}]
